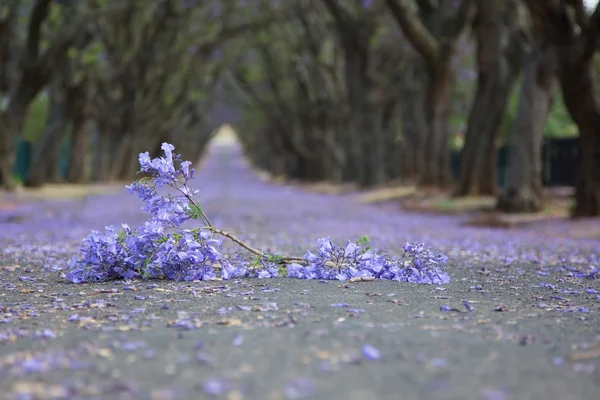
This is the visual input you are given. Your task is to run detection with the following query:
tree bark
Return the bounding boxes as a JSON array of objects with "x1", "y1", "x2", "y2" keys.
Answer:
[
  {"x1": 66, "y1": 118, "x2": 91, "y2": 183},
  {"x1": 0, "y1": 69, "x2": 47, "y2": 189},
  {"x1": 110, "y1": 133, "x2": 133, "y2": 180},
  {"x1": 24, "y1": 90, "x2": 66, "y2": 187},
  {"x1": 24, "y1": 81, "x2": 72, "y2": 187},
  {"x1": 560, "y1": 55, "x2": 600, "y2": 217},
  {"x1": 455, "y1": 0, "x2": 524, "y2": 196},
  {"x1": 0, "y1": 114, "x2": 19, "y2": 190},
  {"x1": 522, "y1": 0, "x2": 600, "y2": 217},
  {"x1": 398, "y1": 56, "x2": 427, "y2": 183},
  {"x1": 497, "y1": 47, "x2": 557, "y2": 213},
  {"x1": 91, "y1": 121, "x2": 114, "y2": 182},
  {"x1": 386, "y1": 0, "x2": 475, "y2": 189},
  {"x1": 421, "y1": 63, "x2": 453, "y2": 188}
]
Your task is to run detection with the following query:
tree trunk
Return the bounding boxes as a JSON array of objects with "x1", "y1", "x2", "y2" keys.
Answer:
[
  {"x1": 24, "y1": 87, "x2": 67, "y2": 187},
  {"x1": 66, "y1": 118, "x2": 91, "y2": 183},
  {"x1": 110, "y1": 133, "x2": 133, "y2": 180},
  {"x1": 322, "y1": 126, "x2": 345, "y2": 184},
  {"x1": 370, "y1": 92, "x2": 389, "y2": 187},
  {"x1": 497, "y1": 47, "x2": 557, "y2": 213},
  {"x1": 362, "y1": 101, "x2": 386, "y2": 187},
  {"x1": 0, "y1": 83, "x2": 44, "y2": 189},
  {"x1": 382, "y1": 99, "x2": 402, "y2": 181},
  {"x1": 345, "y1": 54, "x2": 368, "y2": 186},
  {"x1": 92, "y1": 121, "x2": 114, "y2": 182},
  {"x1": 398, "y1": 57, "x2": 427, "y2": 183},
  {"x1": 522, "y1": 0, "x2": 600, "y2": 217},
  {"x1": 0, "y1": 113, "x2": 19, "y2": 190},
  {"x1": 420, "y1": 64, "x2": 453, "y2": 189},
  {"x1": 560, "y1": 54, "x2": 600, "y2": 217},
  {"x1": 455, "y1": 0, "x2": 524, "y2": 196}
]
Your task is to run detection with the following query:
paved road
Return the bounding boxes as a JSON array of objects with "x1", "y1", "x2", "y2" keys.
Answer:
[{"x1": 0, "y1": 142, "x2": 599, "y2": 400}]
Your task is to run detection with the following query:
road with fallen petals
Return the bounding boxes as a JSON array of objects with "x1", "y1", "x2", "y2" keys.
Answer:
[{"x1": 1, "y1": 141, "x2": 599, "y2": 400}]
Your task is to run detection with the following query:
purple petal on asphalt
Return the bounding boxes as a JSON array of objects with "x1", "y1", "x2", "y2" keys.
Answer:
[
  {"x1": 316, "y1": 360, "x2": 334, "y2": 372},
  {"x1": 18, "y1": 276, "x2": 35, "y2": 282},
  {"x1": 284, "y1": 378, "x2": 316, "y2": 399},
  {"x1": 201, "y1": 378, "x2": 227, "y2": 396},
  {"x1": 42, "y1": 329, "x2": 56, "y2": 339},
  {"x1": 21, "y1": 357, "x2": 45, "y2": 373},
  {"x1": 553, "y1": 356, "x2": 564, "y2": 365},
  {"x1": 330, "y1": 303, "x2": 348, "y2": 307},
  {"x1": 66, "y1": 313, "x2": 79, "y2": 322},
  {"x1": 348, "y1": 308, "x2": 365, "y2": 314},
  {"x1": 463, "y1": 300, "x2": 474, "y2": 312},
  {"x1": 196, "y1": 352, "x2": 215, "y2": 365},
  {"x1": 144, "y1": 350, "x2": 156, "y2": 359},
  {"x1": 122, "y1": 341, "x2": 146, "y2": 350},
  {"x1": 362, "y1": 344, "x2": 381, "y2": 360},
  {"x1": 232, "y1": 333, "x2": 244, "y2": 346},
  {"x1": 430, "y1": 357, "x2": 447, "y2": 368}
]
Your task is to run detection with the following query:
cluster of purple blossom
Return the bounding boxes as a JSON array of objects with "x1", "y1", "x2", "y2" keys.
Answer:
[
  {"x1": 65, "y1": 143, "x2": 450, "y2": 285},
  {"x1": 287, "y1": 239, "x2": 450, "y2": 285}
]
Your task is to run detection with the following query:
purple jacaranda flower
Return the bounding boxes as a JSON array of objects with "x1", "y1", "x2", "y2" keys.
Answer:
[
  {"x1": 430, "y1": 357, "x2": 447, "y2": 368},
  {"x1": 362, "y1": 344, "x2": 381, "y2": 360},
  {"x1": 330, "y1": 303, "x2": 348, "y2": 307},
  {"x1": 196, "y1": 352, "x2": 214, "y2": 365},
  {"x1": 463, "y1": 300, "x2": 474, "y2": 312},
  {"x1": 344, "y1": 241, "x2": 360, "y2": 257},
  {"x1": 41, "y1": 329, "x2": 55, "y2": 339},
  {"x1": 201, "y1": 378, "x2": 228, "y2": 396},
  {"x1": 180, "y1": 160, "x2": 193, "y2": 180},
  {"x1": 66, "y1": 143, "x2": 451, "y2": 286},
  {"x1": 232, "y1": 334, "x2": 244, "y2": 346}
]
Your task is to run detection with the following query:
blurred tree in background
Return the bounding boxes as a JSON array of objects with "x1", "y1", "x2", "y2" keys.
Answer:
[{"x1": 0, "y1": 0, "x2": 599, "y2": 217}]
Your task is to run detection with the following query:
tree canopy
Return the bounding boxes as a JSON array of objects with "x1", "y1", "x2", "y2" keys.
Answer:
[{"x1": 1, "y1": 0, "x2": 599, "y2": 217}]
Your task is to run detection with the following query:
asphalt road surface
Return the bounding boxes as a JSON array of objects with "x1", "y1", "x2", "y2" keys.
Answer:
[{"x1": 1, "y1": 142, "x2": 599, "y2": 400}]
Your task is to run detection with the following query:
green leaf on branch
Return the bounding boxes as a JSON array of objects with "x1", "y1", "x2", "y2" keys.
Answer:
[
  {"x1": 267, "y1": 253, "x2": 283, "y2": 264},
  {"x1": 249, "y1": 254, "x2": 262, "y2": 269},
  {"x1": 187, "y1": 203, "x2": 206, "y2": 221},
  {"x1": 356, "y1": 235, "x2": 371, "y2": 247},
  {"x1": 117, "y1": 228, "x2": 128, "y2": 242}
]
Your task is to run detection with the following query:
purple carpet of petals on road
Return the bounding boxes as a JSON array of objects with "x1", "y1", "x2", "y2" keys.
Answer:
[
  {"x1": 63, "y1": 143, "x2": 451, "y2": 285},
  {"x1": 1, "y1": 139, "x2": 600, "y2": 399}
]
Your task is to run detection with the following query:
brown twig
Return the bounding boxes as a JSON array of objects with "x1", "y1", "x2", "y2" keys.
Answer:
[{"x1": 206, "y1": 227, "x2": 304, "y2": 265}]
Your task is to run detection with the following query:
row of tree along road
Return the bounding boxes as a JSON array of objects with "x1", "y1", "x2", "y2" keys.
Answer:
[{"x1": 1, "y1": 0, "x2": 599, "y2": 217}]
